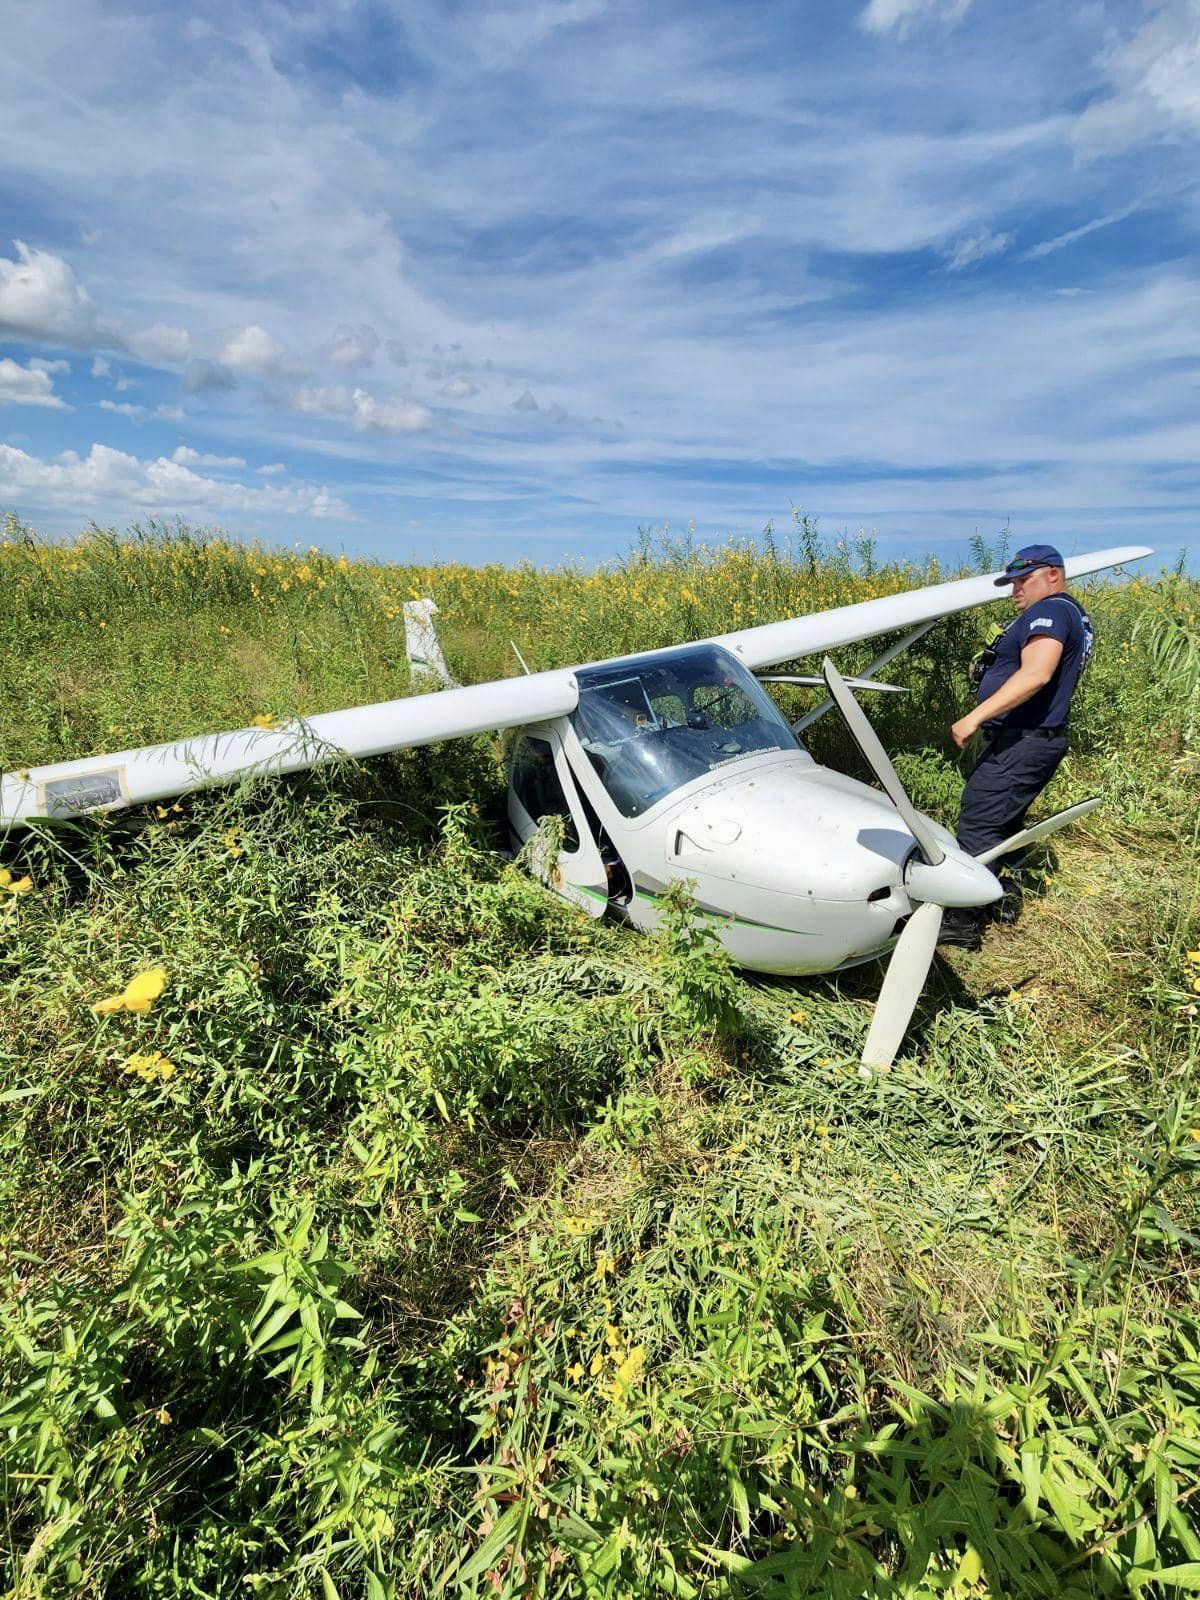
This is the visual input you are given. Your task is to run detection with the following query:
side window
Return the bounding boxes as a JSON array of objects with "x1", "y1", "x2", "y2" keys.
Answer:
[
  {"x1": 693, "y1": 681, "x2": 755, "y2": 729},
  {"x1": 510, "y1": 736, "x2": 578, "y2": 847}
]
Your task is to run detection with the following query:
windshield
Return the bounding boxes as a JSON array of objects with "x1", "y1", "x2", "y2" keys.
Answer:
[{"x1": 571, "y1": 644, "x2": 799, "y2": 817}]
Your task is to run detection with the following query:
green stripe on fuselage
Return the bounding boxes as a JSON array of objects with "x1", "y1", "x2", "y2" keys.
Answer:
[{"x1": 558, "y1": 883, "x2": 813, "y2": 937}]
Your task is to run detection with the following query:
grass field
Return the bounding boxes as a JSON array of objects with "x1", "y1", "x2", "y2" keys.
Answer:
[{"x1": 1, "y1": 517, "x2": 1198, "y2": 1599}]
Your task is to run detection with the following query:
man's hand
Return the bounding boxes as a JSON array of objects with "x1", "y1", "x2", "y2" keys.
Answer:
[{"x1": 951, "y1": 713, "x2": 980, "y2": 750}]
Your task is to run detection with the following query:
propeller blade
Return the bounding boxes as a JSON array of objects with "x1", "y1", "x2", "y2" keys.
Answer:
[
  {"x1": 975, "y1": 796, "x2": 1102, "y2": 866},
  {"x1": 822, "y1": 657, "x2": 945, "y2": 866},
  {"x1": 862, "y1": 900, "x2": 944, "y2": 1070},
  {"x1": 758, "y1": 674, "x2": 908, "y2": 693}
]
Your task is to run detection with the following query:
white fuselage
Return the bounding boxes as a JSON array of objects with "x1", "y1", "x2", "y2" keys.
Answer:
[{"x1": 507, "y1": 723, "x2": 999, "y2": 977}]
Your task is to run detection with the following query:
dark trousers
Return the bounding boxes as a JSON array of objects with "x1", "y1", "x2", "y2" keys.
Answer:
[{"x1": 956, "y1": 729, "x2": 1069, "y2": 867}]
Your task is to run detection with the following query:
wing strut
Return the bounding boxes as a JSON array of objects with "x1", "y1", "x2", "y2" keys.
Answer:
[{"x1": 792, "y1": 619, "x2": 938, "y2": 734}]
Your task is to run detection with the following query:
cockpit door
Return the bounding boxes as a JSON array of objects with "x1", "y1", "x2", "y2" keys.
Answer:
[{"x1": 507, "y1": 726, "x2": 609, "y2": 917}]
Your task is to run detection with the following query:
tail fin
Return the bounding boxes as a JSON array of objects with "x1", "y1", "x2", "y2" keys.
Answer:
[{"x1": 403, "y1": 598, "x2": 456, "y2": 690}]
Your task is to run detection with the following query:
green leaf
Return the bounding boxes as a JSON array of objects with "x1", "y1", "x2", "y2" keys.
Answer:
[
  {"x1": 587, "y1": 1531, "x2": 624, "y2": 1579},
  {"x1": 443, "y1": 1503, "x2": 522, "y2": 1591},
  {"x1": 248, "y1": 1300, "x2": 297, "y2": 1354},
  {"x1": 1141, "y1": 1564, "x2": 1200, "y2": 1590}
]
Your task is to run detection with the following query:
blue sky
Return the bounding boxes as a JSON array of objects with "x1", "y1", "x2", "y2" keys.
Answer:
[{"x1": 0, "y1": 0, "x2": 1197, "y2": 566}]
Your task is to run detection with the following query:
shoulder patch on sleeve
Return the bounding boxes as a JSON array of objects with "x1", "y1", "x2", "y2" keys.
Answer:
[{"x1": 1028, "y1": 615, "x2": 1055, "y2": 629}]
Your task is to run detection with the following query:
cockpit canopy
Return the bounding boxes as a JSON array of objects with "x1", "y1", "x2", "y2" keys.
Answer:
[{"x1": 571, "y1": 643, "x2": 800, "y2": 817}]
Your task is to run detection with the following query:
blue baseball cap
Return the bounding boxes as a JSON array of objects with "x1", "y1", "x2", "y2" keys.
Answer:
[{"x1": 994, "y1": 544, "x2": 1065, "y2": 586}]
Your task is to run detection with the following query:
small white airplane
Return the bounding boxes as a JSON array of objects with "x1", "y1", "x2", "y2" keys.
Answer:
[{"x1": 0, "y1": 543, "x2": 1152, "y2": 1067}]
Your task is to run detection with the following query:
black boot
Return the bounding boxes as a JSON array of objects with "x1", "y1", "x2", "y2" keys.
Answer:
[
  {"x1": 992, "y1": 874, "x2": 1024, "y2": 927},
  {"x1": 937, "y1": 908, "x2": 982, "y2": 951}
]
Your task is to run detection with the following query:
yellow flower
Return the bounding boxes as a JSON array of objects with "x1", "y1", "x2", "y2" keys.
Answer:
[
  {"x1": 93, "y1": 967, "x2": 169, "y2": 1016},
  {"x1": 563, "y1": 1214, "x2": 598, "y2": 1235},
  {"x1": 788, "y1": 1009, "x2": 808, "y2": 1025},
  {"x1": 249, "y1": 713, "x2": 279, "y2": 731},
  {"x1": 566, "y1": 1362, "x2": 584, "y2": 1383},
  {"x1": 593, "y1": 1251, "x2": 615, "y2": 1283},
  {"x1": 0, "y1": 869, "x2": 32, "y2": 896},
  {"x1": 121, "y1": 1050, "x2": 176, "y2": 1083},
  {"x1": 588, "y1": 1352, "x2": 605, "y2": 1377},
  {"x1": 607, "y1": 1344, "x2": 645, "y2": 1399},
  {"x1": 155, "y1": 1406, "x2": 172, "y2": 1425},
  {"x1": 224, "y1": 828, "x2": 245, "y2": 858}
]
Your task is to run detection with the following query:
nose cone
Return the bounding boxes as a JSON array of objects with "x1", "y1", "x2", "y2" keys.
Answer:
[
  {"x1": 906, "y1": 852, "x2": 1003, "y2": 909},
  {"x1": 669, "y1": 761, "x2": 920, "y2": 901}
]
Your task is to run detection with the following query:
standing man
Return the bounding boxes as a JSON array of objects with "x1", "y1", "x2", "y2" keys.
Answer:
[{"x1": 939, "y1": 544, "x2": 1093, "y2": 950}]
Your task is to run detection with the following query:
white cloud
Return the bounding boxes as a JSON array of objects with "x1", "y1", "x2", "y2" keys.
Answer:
[
  {"x1": 0, "y1": 441, "x2": 350, "y2": 521},
  {"x1": 257, "y1": 462, "x2": 285, "y2": 474},
  {"x1": 0, "y1": 356, "x2": 69, "y2": 409},
  {"x1": 350, "y1": 387, "x2": 432, "y2": 433},
  {"x1": 125, "y1": 321, "x2": 191, "y2": 365},
  {"x1": 385, "y1": 340, "x2": 409, "y2": 366},
  {"x1": 0, "y1": 243, "x2": 189, "y2": 368},
  {"x1": 171, "y1": 444, "x2": 246, "y2": 468},
  {"x1": 285, "y1": 383, "x2": 431, "y2": 432},
  {"x1": 1025, "y1": 203, "x2": 1141, "y2": 259},
  {"x1": 328, "y1": 323, "x2": 379, "y2": 367},
  {"x1": 91, "y1": 355, "x2": 110, "y2": 378},
  {"x1": 156, "y1": 404, "x2": 185, "y2": 422},
  {"x1": 944, "y1": 227, "x2": 1012, "y2": 270},
  {"x1": 99, "y1": 399, "x2": 145, "y2": 419},
  {"x1": 440, "y1": 376, "x2": 478, "y2": 399},
  {"x1": 1074, "y1": 2, "x2": 1200, "y2": 154},
  {"x1": 219, "y1": 324, "x2": 294, "y2": 377},
  {"x1": 286, "y1": 383, "x2": 350, "y2": 417},
  {"x1": 0, "y1": 239, "x2": 98, "y2": 344},
  {"x1": 29, "y1": 356, "x2": 69, "y2": 374},
  {"x1": 859, "y1": 0, "x2": 971, "y2": 37},
  {"x1": 512, "y1": 389, "x2": 539, "y2": 411}
]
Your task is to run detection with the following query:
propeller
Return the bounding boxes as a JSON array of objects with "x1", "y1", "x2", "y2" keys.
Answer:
[
  {"x1": 976, "y1": 796, "x2": 1101, "y2": 865},
  {"x1": 821, "y1": 659, "x2": 945, "y2": 867},
  {"x1": 861, "y1": 901, "x2": 943, "y2": 1071},
  {"x1": 820, "y1": 658, "x2": 1099, "y2": 1071}
]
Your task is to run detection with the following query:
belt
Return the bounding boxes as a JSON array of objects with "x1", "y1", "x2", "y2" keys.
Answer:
[{"x1": 988, "y1": 724, "x2": 1067, "y2": 742}]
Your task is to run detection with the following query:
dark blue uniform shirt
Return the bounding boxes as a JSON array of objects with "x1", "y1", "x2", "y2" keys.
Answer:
[{"x1": 976, "y1": 593, "x2": 1093, "y2": 731}]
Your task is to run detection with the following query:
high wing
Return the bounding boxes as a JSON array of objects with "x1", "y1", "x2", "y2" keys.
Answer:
[
  {"x1": 1, "y1": 670, "x2": 577, "y2": 830},
  {"x1": 0, "y1": 543, "x2": 1152, "y2": 829},
  {"x1": 714, "y1": 544, "x2": 1152, "y2": 671}
]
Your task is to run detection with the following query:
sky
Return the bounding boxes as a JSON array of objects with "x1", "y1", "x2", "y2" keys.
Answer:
[{"x1": 0, "y1": 0, "x2": 1197, "y2": 568}]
